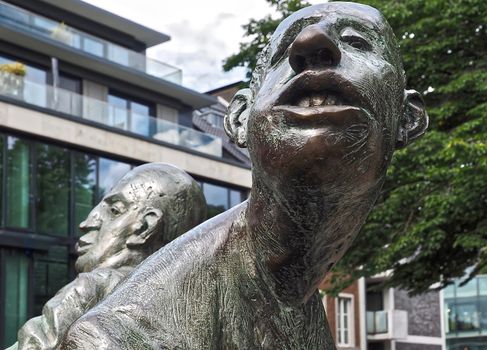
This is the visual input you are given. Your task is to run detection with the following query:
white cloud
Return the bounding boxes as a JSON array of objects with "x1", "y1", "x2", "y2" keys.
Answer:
[{"x1": 82, "y1": 0, "x2": 277, "y2": 92}]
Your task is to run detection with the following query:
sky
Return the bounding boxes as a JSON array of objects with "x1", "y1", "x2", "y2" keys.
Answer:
[{"x1": 82, "y1": 0, "x2": 320, "y2": 92}]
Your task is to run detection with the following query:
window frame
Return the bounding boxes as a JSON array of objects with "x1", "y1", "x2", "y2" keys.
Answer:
[{"x1": 336, "y1": 293, "x2": 355, "y2": 347}]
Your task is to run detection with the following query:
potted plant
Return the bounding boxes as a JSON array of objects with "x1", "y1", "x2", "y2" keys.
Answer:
[
  {"x1": 51, "y1": 22, "x2": 73, "y2": 45},
  {"x1": 0, "y1": 62, "x2": 27, "y2": 97}
]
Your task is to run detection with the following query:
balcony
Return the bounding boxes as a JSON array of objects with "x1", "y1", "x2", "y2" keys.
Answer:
[
  {"x1": 0, "y1": 72, "x2": 222, "y2": 157},
  {"x1": 367, "y1": 310, "x2": 408, "y2": 340},
  {"x1": 0, "y1": 0, "x2": 182, "y2": 84},
  {"x1": 367, "y1": 311, "x2": 389, "y2": 334}
]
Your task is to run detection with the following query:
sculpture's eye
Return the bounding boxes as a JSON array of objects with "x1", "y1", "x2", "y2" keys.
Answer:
[
  {"x1": 111, "y1": 207, "x2": 121, "y2": 215},
  {"x1": 341, "y1": 29, "x2": 371, "y2": 51},
  {"x1": 109, "y1": 201, "x2": 126, "y2": 216}
]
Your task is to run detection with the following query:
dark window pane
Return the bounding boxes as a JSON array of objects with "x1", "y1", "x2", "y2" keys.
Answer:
[
  {"x1": 33, "y1": 246, "x2": 69, "y2": 316},
  {"x1": 230, "y1": 190, "x2": 242, "y2": 208},
  {"x1": 203, "y1": 182, "x2": 228, "y2": 218},
  {"x1": 36, "y1": 143, "x2": 70, "y2": 236},
  {"x1": 58, "y1": 73, "x2": 81, "y2": 94},
  {"x1": 98, "y1": 158, "x2": 131, "y2": 200},
  {"x1": 2, "y1": 249, "x2": 29, "y2": 348},
  {"x1": 73, "y1": 153, "x2": 96, "y2": 236},
  {"x1": 7, "y1": 136, "x2": 31, "y2": 228}
]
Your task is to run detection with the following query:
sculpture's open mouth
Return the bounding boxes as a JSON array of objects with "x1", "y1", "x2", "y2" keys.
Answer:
[
  {"x1": 291, "y1": 91, "x2": 346, "y2": 107},
  {"x1": 273, "y1": 70, "x2": 370, "y2": 125}
]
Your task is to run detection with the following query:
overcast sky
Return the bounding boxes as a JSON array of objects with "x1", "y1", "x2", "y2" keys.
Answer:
[
  {"x1": 82, "y1": 0, "x2": 320, "y2": 92},
  {"x1": 80, "y1": 0, "x2": 274, "y2": 92}
]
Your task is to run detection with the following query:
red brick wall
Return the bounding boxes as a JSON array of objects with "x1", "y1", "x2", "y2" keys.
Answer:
[{"x1": 320, "y1": 279, "x2": 361, "y2": 348}]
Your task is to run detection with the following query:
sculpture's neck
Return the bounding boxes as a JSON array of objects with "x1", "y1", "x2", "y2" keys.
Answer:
[{"x1": 247, "y1": 177, "x2": 377, "y2": 304}]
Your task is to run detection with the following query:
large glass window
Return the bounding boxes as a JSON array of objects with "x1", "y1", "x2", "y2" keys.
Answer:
[
  {"x1": 73, "y1": 153, "x2": 97, "y2": 236},
  {"x1": 82, "y1": 37, "x2": 104, "y2": 57},
  {"x1": 107, "y1": 94, "x2": 129, "y2": 130},
  {"x1": 98, "y1": 158, "x2": 131, "y2": 200},
  {"x1": 36, "y1": 144, "x2": 70, "y2": 236},
  {"x1": 108, "y1": 92, "x2": 153, "y2": 136},
  {"x1": 0, "y1": 54, "x2": 48, "y2": 107},
  {"x1": 456, "y1": 300, "x2": 480, "y2": 331},
  {"x1": 33, "y1": 246, "x2": 69, "y2": 316},
  {"x1": 203, "y1": 183, "x2": 229, "y2": 218},
  {"x1": 6, "y1": 136, "x2": 31, "y2": 229},
  {"x1": 444, "y1": 276, "x2": 487, "y2": 337},
  {"x1": 0, "y1": 53, "x2": 80, "y2": 113},
  {"x1": 230, "y1": 190, "x2": 242, "y2": 208},
  {"x1": 1, "y1": 249, "x2": 30, "y2": 348},
  {"x1": 479, "y1": 277, "x2": 487, "y2": 297},
  {"x1": 201, "y1": 182, "x2": 246, "y2": 218},
  {"x1": 0, "y1": 132, "x2": 143, "y2": 344}
]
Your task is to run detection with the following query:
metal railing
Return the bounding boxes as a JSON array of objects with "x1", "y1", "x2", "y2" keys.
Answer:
[
  {"x1": 0, "y1": 0, "x2": 182, "y2": 84},
  {"x1": 367, "y1": 311, "x2": 388, "y2": 334},
  {"x1": 0, "y1": 72, "x2": 221, "y2": 157}
]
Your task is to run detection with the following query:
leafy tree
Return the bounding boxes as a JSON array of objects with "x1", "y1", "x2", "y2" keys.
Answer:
[{"x1": 224, "y1": 0, "x2": 487, "y2": 294}]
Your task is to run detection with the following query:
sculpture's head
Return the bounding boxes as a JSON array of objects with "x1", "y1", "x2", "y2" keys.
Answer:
[
  {"x1": 225, "y1": 2, "x2": 428, "y2": 196},
  {"x1": 75, "y1": 163, "x2": 207, "y2": 273}
]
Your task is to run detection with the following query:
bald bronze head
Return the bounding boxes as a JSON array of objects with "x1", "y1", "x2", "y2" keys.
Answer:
[
  {"x1": 75, "y1": 163, "x2": 206, "y2": 273},
  {"x1": 226, "y1": 2, "x2": 427, "y2": 196}
]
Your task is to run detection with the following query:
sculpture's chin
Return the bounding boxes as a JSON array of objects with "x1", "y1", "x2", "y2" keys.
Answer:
[{"x1": 75, "y1": 256, "x2": 92, "y2": 273}]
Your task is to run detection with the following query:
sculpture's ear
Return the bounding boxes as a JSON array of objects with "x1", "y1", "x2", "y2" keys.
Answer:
[
  {"x1": 396, "y1": 89, "x2": 429, "y2": 148},
  {"x1": 224, "y1": 88, "x2": 253, "y2": 148},
  {"x1": 126, "y1": 208, "x2": 163, "y2": 248}
]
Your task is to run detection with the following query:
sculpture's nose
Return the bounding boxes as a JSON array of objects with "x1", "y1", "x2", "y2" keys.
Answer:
[
  {"x1": 289, "y1": 24, "x2": 341, "y2": 73},
  {"x1": 79, "y1": 208, "x2": 102, "y2": 232}
]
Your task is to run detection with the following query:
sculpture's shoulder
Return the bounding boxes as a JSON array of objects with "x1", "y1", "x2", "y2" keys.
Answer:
[
  {"x1": 15, "y1": 267, "x2": 130, "y2": 350},
  {"x1": 61, "y1": 202, "x2": 250, "y2": 349}
]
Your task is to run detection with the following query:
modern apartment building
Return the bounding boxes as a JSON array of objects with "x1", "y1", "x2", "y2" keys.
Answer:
[
  {"x1": 322, "y1": 275, "x2": 445, "y2": 350},
  {"x1": 0, "y1": 0, "x2": 251, "y2": 346},
  {"x1": 442, "y1": 274, "x2": 487, "y2": 350}
]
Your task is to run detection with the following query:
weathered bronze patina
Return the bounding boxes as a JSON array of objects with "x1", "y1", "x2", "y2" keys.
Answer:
[
  {"x1": 61, "y1": 3, "x2": 428, "y2": 349},
  {"x1": 6, "y1": 163, "x2": 206, "y2": 350}
]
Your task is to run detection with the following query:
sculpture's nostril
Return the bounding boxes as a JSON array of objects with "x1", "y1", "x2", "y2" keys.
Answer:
[{"x1": 288, "y1": 24, "x2": 341, "y2": 73}]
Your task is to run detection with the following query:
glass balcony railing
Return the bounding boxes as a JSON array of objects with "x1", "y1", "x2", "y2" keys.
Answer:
[
  {"x1": 367, "y1": 311, "x2": 388, "y2": 334},
  {"x1": 0, "y1": 72, "x2": 221, "y2": 157},
  {"x1": 0, "y1": 1, "x2": 182, "y2": 84}
]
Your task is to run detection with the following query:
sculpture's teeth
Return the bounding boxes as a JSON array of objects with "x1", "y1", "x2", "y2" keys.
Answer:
[
  {"x1": 298, "y1": 97, "x2": 311, "y2": 107},
  {"x1": 293, "y1": 93, "x2": 343, "y2": 107},
  {"x1": 311, "y1": 95, "x2": 324, "y2": 107}
]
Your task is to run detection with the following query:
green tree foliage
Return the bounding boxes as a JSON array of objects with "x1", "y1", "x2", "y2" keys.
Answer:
[{"x1": 224, "y1": 0, "x2": 487, "y2": 294}]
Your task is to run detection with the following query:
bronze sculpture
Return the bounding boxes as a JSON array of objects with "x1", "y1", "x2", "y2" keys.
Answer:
[
  {"x1": 61, "y1": 3, "x2": 428, "y2": 349},
  {"x1": 6, "y1": 163, "x2": 206, "y2": 350}
]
